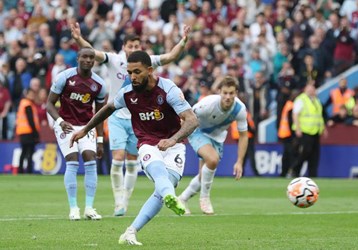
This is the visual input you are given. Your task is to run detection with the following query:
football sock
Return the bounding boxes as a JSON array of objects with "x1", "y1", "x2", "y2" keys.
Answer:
[
  {"x1": 200, "y1": 165, "x2": 216, "y2": 198},
  {"x1": 123, "y1": 160, "x2": 138, "y2": 205},
  {"x1": 64, "y1": 161, "x2": 79, "y2": 208},
  {"x1": 110, "y1": 159, "x2": 124, "y2": 206},
  {"x1": 180, "y1": 174, "x2": 201, "y2": 201},
  {"x1": 84, "y1": 161, "x2": 97, "y2": 208},
  {"x1": 131, "y1": 191, "x2": 163, "y2": 231},
  {"x1": 146, "y1": 161, "x2": 175, "y2": 198}
]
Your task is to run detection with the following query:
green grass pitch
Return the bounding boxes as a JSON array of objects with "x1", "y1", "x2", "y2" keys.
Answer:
[{"x1": 0, "y1": 175, "x2": 357, "y2": 249}]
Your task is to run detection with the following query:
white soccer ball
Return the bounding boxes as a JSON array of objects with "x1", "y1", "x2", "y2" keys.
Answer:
[{"x1": 287, "y1": 177, "x2": 319, "y2": 208}]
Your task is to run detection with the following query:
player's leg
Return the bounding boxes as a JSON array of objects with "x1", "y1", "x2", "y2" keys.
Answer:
[
  {"x1": 108, "y1": 115, "x2": 127, "y2": 215},
  {"x1": 178, "y1": 161, "x2": 203, "y2": 215},
  {"x1": 54, "y1": 123, "x2": 80, "y2": 220},
  {"x1": 197, "y1": 144, "x2": 220, "y2": 215},
  {"x1": 121, "y1": 120, "x2": 139, "y2": 215},
  {"x1": 139, "y1": 144, "x2": 185, "y2": 215},
  {"x1": 79, "y1": 128, "x2": 102, "y2": 220},
  {"x1": 119, "y1": 164, "x2": 181, "y2": 246}
]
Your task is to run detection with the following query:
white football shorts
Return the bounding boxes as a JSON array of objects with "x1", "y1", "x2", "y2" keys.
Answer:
[
  {"x1": 54, "y1": 123, "x2": 96, "y2": 157},
  {"x1": 138, "y1": 143, "x2": 186, "y2": 179}
]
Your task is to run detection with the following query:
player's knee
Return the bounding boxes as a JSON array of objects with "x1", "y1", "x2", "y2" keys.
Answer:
[
  {"x1": 112, "y1": 149, "x2": 125, "y2": 161},
  {"x1": 205, "y1": 157, "x2": 220, "y2": 169}
]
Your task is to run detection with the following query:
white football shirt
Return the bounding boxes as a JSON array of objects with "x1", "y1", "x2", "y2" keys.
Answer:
[{"x1": 193, "y1": 95, "x2": 248, "y2": 143}]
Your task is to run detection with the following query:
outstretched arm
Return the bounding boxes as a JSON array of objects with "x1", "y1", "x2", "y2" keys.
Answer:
[
  {"x1": 70, "y1": 22, "x2": 106, "y2": 62},
  {"x1": 159, "y1": 25, "x2": 191, "y2": 65},
  {"x1": 157, "y1": 108, "x2": 198, "y2": 151},
  {"x1": 233, "y1": 130, "x2": 248, "y2": 180},
  {"x1": 70, "y1": 102, "x2": 116, "y2": 147}
]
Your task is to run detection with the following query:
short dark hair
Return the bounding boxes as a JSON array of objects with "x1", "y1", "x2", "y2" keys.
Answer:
[
  {"x1": 127, "y1": 50, "x2": 152, "y2": 67},
  {"x1": 78, "y1": 46, "x2": 95, "y2": 56},
  {"x1": 218, "y1": 76, "x2": 239, "y2": 90},
  {"x1": 123, "y1": 34, "x2": 141, "y2": 45}
]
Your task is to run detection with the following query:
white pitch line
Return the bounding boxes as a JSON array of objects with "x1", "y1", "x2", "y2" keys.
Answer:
[{"x1": 0, "y1": 210, "x2": 358, "y2": 222}]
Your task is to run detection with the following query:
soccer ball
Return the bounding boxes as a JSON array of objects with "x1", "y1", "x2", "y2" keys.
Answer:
[{"x1": 287, "y1": 177, "x2": 319, "y2": 208}]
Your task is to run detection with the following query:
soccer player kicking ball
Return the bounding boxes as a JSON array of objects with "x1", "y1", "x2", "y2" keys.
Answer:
[
  {"x1": 47, "y1": 47, "x2": 106, "y2": 220},
  {"x1": 70, "y1": 51, "x2": 198, "y2": 245},
  {"x1": 71, "y1": 22, "x2": 191, "y2": 217},
  {"x1": 179, "y1": 76, "x2": 248, "y2": 215}
]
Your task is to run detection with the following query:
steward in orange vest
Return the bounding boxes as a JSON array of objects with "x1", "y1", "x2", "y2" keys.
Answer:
[
  {"x1": 324, "y1": 78, "x2": 354, "y2": 117},
  {"x1": 278, "y1": 100, "x2": 294, "y2": 140},
  {"x1": 15, "y1": 88, "x2": 40, "y2": 174},
  {"x1": 278, "y1": 90, "x2": 300, "y2": 177}
]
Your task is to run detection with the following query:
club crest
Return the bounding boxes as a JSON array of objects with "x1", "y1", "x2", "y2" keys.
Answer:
[
  {"x1": 157, "y1": 95, "x2": 164, "y2": 105},
  {"x1": 90, "y1": 83, "x2": 98, "y2": 92}
]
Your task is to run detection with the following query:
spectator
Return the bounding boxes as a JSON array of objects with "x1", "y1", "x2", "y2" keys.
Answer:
[
  {"x1": 55, "y1": 0, "x2": 74, "y2": 21},
  {"x1": 323, "y1": 77, "x2": 355, "y2": 118},
  {"x1": 250, "y1": 71, "x2": 269, "y2": 126},
  {"x1": 36, "y1": 88, "x2": 48, "y2": 126},
  {"x1": 0, "y1": 76, "x2": 11, "y2": 140},
  {"x1": 45, "y1": 53, "x2": 69, "y2": 90},
  {"x1": 345, "y1": 104, "x2": 358, "y2": 126},
  {"x1": 8, "y1": 57, "x2": 32, "y2": 111},
  {"x1": 42, "y1": 36, "x2": 57, "y2": 64},
  {"x1": 327, "y1": 105, "x2": 350, "y2": 127},
  {"x1": 332, "y1": 16, "x2": 356, "y2": 76},
  {"x1": 297, "y1": 52, "x2": 320, "y2": 89},
  {"x1": 88, "y1": 17, "x2": 115, "y2": 50},
  {"x1": 58, "y1": 37, "x2": 77, "y2": 67}
]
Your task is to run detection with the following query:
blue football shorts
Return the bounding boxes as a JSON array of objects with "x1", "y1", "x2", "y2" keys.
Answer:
[
  {"x1": 108, "y1": 113, "x2": 138, "y2": 155},
  {"x1": 188, "y1": 128, "x2": 224, "y2": 159}
]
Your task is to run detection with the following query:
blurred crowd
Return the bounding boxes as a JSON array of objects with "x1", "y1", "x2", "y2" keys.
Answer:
[{"x1": 1, "y1": 0, "x2": 358, "y2": 142}]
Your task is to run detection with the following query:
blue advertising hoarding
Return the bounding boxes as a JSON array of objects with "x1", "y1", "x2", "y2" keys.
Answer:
[{"x1": 0, "y1": 142, "x2": 357, "y2": 178}]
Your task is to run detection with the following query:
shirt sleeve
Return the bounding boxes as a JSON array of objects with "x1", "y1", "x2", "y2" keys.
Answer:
[
  {"x1": 96, "y1": 83, "x2": 107, "y2": 103},
  {"x1": 113, "y1": 88, "x2": 127, "y2": 110},
  {"x1": 236, "y1": 107, "x2": 248, "y2": 132},
  {"x1": 50, "y1": 71, "x2": 67, "y2": 94},
  {"x1": 150, "y1": 55, "x2": 162, "y2": 68},
  {"x1": 293, "y1": 99, "x2": 304, "y2": 114},
  {"x1": 166, "y1": 85, "x2": 192, "y2": 114}
]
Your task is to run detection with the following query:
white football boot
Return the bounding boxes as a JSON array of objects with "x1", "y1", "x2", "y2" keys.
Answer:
[
  {"x1": 69, "y1": 207, "x2": 80, "y2": 221},
  {"x1": 84, "y1": 207, "x2": 102, "y2": 220},
  {"x1": 118, "y1": 227, "x2": 142, "y2": 246}
]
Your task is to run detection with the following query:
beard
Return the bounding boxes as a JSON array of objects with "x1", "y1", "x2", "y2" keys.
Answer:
[{"x1": 132, "y1": 76, "x2": 149, "y2": 93}]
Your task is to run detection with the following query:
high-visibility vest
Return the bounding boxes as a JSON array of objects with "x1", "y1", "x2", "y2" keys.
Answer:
[
  {"x1": 292, "y1": 93, "x2": 324, "y2": 135},
  {"x1": 231, "y1": 111, "x2": 255, "y2": 139},
  {"x1": 15, "y1": 98, "x2": 40, "y2": 135},
  {"x1": 278, "y1": 100, "x2": 294, "y2": 139},
  {"x1": 330, "y1": 88, "x2": 354, "y2": 114},
  {"x1": 345, "y1": 97, "x2": 356, "y2": 114}
]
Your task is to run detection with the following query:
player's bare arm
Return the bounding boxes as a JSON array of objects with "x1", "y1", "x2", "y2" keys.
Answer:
[
  {"x1": 159, "y1": 25, "x2": 191, "y2": 65},
  {"x1": 70, "y1": 22, "x2": 105, "y2": 62},
  {"x1": 46, "y1": 91, "x2": 74, "y2": 134},
  {"x1": 233, "y1": 130, "x2": 248, "y2": 180},
  {"x1": 157, "y1": 109, "x2": 198, "y2": 151},
  {"x1": 70, "y1": 102, "x2": 116, "y2": 147},
  {"x1": 94, "y1": 101, "x2": 105, "y2": 159}
]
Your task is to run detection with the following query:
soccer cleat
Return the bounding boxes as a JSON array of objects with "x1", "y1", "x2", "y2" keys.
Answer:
[
  {"x1": 118, "y1": 227, "x2": 142, "y2": 246},
  {"x1": 164, "y1": 194, "x2": 185, "y2": 216},
  {"x1": 84, "y1": 207, "x2": 102, "y2": 220},
  {"x1": 114, "y1": 205, "x2": 126, "y2": 217},
  {"x1": 69, "y1": 207, "x2": 80, "y2": 221},
  {"x1": 178, "y1": 195, "x2": 191, "y2": 215},
  {"x1": 200, "y1": 197, "x2": 214, "y2": 215}
]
